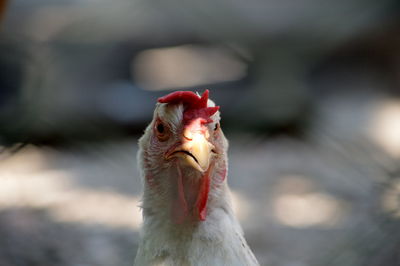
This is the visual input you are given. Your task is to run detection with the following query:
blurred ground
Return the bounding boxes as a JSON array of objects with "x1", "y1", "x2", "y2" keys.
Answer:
[{"x1": 1, "y1": 90, "x2": 400, "y2": 266}]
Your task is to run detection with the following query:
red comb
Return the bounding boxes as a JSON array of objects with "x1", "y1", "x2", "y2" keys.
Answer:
[
  {"x1": 158, "y1": 90, "x2": 219, "y2": 124},
  {"x1": 158, "y1": 90, "x2": 208, "y2": 108}
]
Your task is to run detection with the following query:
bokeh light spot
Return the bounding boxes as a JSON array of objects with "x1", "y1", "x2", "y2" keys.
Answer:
[
  {"x1": 272, "y1": 175, "x2": 348, "y2": 228},
  {"x1": 132, "y1": 45, "x2": 247, "y2": 90},
  {"x1": 369, "y1": 100, "x2": 400, "y2": 158}
]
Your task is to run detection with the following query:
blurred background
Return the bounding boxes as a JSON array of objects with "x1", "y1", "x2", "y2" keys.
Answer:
[{"x1": 1, "y1": 0, "x2": 400, "y2": 265}]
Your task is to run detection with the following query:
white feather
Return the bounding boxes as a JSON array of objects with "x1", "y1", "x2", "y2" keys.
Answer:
[{"x1": 134, "y1": 99, "x2": 259, "y2": 266}]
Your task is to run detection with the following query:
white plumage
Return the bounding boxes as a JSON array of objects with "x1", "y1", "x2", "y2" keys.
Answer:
[{"x1": 134, "y1": 91, "x2": 259, "y2": 266}]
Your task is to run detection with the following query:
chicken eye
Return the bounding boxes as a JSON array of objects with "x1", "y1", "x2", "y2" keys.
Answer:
[
  {"x1": 154, "y1": 120, "x2": 170, "y2": 142},
  {"x1": 214, "y1": 123, "x2": 219, "y2": 131},
  {"x1": 157, "y1": 123, "x2": 164, "y2": 133}
]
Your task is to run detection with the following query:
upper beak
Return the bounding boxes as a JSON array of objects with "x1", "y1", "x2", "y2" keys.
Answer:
[{"x1": 166, "y1": 130, "x2": 215, "y2": 172}]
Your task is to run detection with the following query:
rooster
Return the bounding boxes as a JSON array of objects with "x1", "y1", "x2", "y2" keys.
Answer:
[{"x1": 134, "y1": 90, "x2": 259, "y2": 266}]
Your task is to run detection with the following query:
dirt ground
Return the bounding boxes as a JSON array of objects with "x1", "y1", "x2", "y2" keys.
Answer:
[{"x1": 0, "y1": 93, "x2": 400, "y2": 266}]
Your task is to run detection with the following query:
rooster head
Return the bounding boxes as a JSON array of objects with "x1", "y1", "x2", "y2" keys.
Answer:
[{"x1": 138, "y1": 90, "x2": 228, "y2": 224}]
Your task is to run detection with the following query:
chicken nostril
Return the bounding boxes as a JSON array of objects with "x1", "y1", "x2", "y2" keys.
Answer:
[
  {"x1": 183, "y1": 129, "x2": 193, "y2": 141},
  {"x1": 183, "y1": 135, "x2": 193, "y2": 141}
]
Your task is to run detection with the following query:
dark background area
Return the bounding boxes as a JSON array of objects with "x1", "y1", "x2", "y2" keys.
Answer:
[{"x1": 1, "y1": 0, "x2": 400, "y2": 265}]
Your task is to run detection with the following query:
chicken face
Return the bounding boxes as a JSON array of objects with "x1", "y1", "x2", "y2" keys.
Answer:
[{"x1": 139, "y1": 90, "x2": 228, "y2": 223}]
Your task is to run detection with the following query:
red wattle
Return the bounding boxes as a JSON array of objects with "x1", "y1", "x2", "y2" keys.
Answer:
[
  {"x1": 196, "y1": 167, "x2": 211, "y2": 221},
  {"x1": 171, "y1": 164, "x2": 212, "y2": 223},
  {"x1": 172, "y1": 164, "x2": 188, "y2": 224}
]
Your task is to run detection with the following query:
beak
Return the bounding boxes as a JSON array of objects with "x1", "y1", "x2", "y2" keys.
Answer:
[{"x1": 166, "y1": 130, "x2": 215, "y2": 172}]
